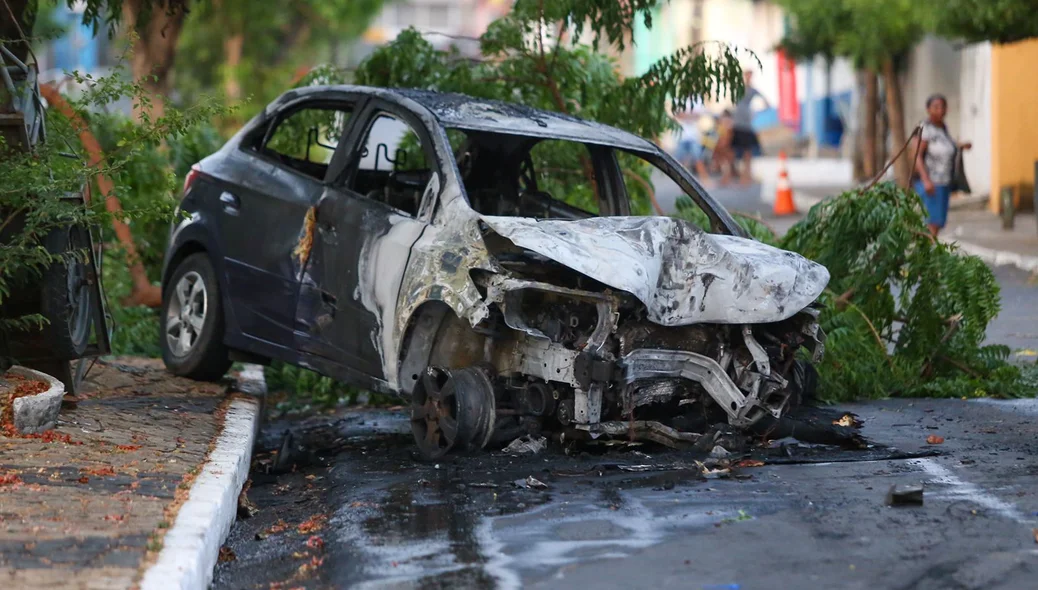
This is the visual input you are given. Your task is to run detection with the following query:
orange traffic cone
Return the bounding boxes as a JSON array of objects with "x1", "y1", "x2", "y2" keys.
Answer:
[{"x1": 773, "y1": 151, "x2": 796, "y2": 216}]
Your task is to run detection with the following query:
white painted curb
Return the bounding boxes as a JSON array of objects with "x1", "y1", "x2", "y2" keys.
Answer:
[
  {"x1": 139, "y1": 364, "x2": 266, "y2": 590},
  {"x1": 952, "y1": 240, "x2": 1038, "y2": 275}
]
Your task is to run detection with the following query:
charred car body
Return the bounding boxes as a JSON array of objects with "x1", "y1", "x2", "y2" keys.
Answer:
[{"x1": 161, "y1": 86, "x2": 829, "y2": 458}]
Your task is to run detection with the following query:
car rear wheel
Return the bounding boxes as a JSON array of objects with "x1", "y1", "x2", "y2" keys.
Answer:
[{"x1": 161, "y1": 253, "x2": 231, "y2": 381}]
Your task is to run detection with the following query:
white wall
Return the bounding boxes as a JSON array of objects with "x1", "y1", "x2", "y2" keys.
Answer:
[{"x1": 958, "y1": 43, "x2": 992, "y2": 197}]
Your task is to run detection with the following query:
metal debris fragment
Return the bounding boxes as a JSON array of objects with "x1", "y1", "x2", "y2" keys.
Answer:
[
  {"x1": 514, "y1": 476, "x2": 549, "y2": 490},
  {"x1": 886, "y1": 484, "x2": 924, "y2": 506},
  {"x1": 502, "y1": 434, "x2": 547, "y2": 455}
]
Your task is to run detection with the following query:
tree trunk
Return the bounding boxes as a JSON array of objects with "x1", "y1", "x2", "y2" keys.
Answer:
[
  {"x1": 122, "y1": 0, "x2": 187, "y2": 121},
  {"x1": 863, "y1": 69, "x2": 878, "y2": 179},
  {"x1": 878, "y1": 86, "x2": 889, "y2": 167},
  {"x1": 223, "y1": 34, "x2": 244, "y2": 101},
  {"x1": 1, "y1": 0, "x2": 36, "y2": 66},
  {"x1": 852, "y1": 71, "x2": 867, "y2": 182},
  {"x1": 883, "y1": 58, "x2": 910, "y2": 187},
  {"x1": 39, "y1": 84, "x2": 162, "y2": 308}
]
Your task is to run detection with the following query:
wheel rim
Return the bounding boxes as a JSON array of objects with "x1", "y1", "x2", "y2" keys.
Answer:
[
  {"x1": 410, "y1": 367, "x2": 460, "y2": 459},
  {"x1": 166, "y1": 271, "x2": 208, "y2": 357},
  {"x1": 65, "y1": 227, "x2": 92, "y2": 348},
  {"x1": 410, "y1": 366, "x2": 497, "y2": 459}
]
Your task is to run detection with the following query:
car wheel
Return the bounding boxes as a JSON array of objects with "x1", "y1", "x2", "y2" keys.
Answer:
[
  {"x1": 161, "y1": 253, "x2": 231, "y2": 381},
  {"x1": 410, "y1": 366, "x2": 496, "y2": 459},
  {"x1": 40, "y1": 224, "x2": 94, "y2": 359}
]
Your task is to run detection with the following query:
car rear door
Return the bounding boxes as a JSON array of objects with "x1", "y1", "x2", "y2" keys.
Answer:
[
  {"x1": 219, "y1": 97, "x2": 362, "y2": 350},
  {"x1": 296, "y1": 100, "x2": 441, "y2": 382}
]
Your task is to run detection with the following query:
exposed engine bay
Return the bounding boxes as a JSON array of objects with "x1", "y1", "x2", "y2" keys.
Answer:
[{"x1": 402, "y1": 215, "x2": 827, "y2": 459}]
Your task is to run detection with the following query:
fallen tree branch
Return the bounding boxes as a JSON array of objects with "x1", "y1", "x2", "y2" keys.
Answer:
[
  {"x1": 828, "y1": 289, "x2": 892, "y2": 368},
  {"x1": 39, "y1": 83, "x2": 161, "y2": 308},
  {"x1": 731, "y1": 211, "x2": 779, "y2": 241}
]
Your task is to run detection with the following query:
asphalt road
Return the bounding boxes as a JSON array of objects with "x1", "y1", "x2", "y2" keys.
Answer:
[
  {"x1": 213, "y1": 192, "x2": 1038, "y2": 590},
  {"x1": 215, "y1": 394, "x2": 1038, "y2": 590}
]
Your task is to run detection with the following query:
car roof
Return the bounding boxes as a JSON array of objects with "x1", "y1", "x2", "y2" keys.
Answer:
[{"x1": 275, "y1": 85, "x2": 660, "y2": 154}]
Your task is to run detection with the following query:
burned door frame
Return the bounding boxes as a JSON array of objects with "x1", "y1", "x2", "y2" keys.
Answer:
[
  {"x1": 296, "y1": 98, "x2": 444, "y2": 382},
  {"x1": 220, "y1": 95, "x2": 364, "y2": 351}
]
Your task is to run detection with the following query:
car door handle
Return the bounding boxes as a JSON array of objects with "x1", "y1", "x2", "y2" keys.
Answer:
[{"x1": 219, "y1": 192, "x2": 240, "y2": 215}]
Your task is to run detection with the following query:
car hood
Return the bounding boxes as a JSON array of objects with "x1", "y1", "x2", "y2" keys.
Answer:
[{"x1": 480, "y1": 215, "x2": 830, "y2": 326}]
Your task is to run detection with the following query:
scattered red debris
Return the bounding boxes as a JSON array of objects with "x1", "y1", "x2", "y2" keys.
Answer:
[
  {"x1": 116, "y1": 444, "x2": 142, "y2": 452},
  {"x1": 10, "y1": 379, "x2": 49, "y2": 398},
  {"x1": 926, "y1": 435, "x2": 945, "y2": 445},
  {"x1": 103, "y1": 514, "x2": 127, "y2": 522},
  {"x1": 82, "y1": 466, "x2": 117, "y2": 477},
  {"x1": 305, "y1": 535, "x2": 324, "y2": 550},
  {"x1": 218, "y1": 546, "x2": 237, "y2": 562},
  {"x1": 297, "y1": 514, "x2": 328, "y2": 535},
  {"x1": 0, "y1": 472, "x2": 23, "y2": 486},
  {"x1": 734, "y1": 459, "x2": 766, "y2": 468},
  {"x1": 264, "y1": 519, "x2": 289, "y2": 536},
  {"x1": 0, "y1": 420, "x2": 80, "y2": 444},
  {"x1": 78, "y1": 476, "x2": 90, "y2": 484}
]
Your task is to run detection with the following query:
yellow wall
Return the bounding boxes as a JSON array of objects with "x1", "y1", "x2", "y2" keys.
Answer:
[{"x1": 990, "y1": 39, "x2": 1038, "y2": 211}]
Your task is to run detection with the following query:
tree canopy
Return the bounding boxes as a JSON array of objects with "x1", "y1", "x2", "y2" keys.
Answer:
[{"x1": 929, "y1": 0, "x2": 1038, "y2": 44}]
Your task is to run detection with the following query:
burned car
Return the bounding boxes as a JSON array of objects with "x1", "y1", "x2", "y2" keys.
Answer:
[{"x1": 161, "y1": 86, "x2": 829, "y2": 458}]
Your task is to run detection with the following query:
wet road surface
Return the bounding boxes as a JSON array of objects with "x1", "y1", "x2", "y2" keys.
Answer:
[{"x1": 215, "y1": 393, "x2": 1038, "y2": 590}]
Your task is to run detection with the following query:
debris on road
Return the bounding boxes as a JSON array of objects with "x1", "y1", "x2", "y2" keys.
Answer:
[
  {"x1": 514, "y1": 476, "x2": 549, "y2": 490},
  {"x1": 218, "y1": 546, "x2": 237, "y2": 563},
  {"x1": 734, "y1": 459, "x2": 765, "y2": 468},
  {"x1": 886, "y1": 484, "x2": 924, "y2": 506},
  {"x1": 926, "y1": 435, "x2": 945, "y2": 445},
  {"x1": 502, "y1": 434, "x2": 547, "y2": 455},
  {"x1": 297, "y1": 514, "x2": 328, "y2": 535},
  {"x1": 833, "y1": 413, "x2": 862, "y2": 428}
]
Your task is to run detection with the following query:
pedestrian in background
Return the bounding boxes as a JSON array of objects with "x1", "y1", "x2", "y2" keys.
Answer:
[
  {"x1": 912, "y1": 94, "x2": 971, "y2": 238},
  {"x1": 714, "y1": 110, "x2": 736, "y2": 184},
  {"x1": 674, "y1": 107, "x2": 710, "y2": 180},
  {"x1": 731, "y1": 70, "x2": 769, "y2": 185}
]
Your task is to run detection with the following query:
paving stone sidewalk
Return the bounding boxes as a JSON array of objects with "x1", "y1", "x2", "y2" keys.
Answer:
[{"x1": 0, "y1": 358, "x2": 248, "y2": 590}]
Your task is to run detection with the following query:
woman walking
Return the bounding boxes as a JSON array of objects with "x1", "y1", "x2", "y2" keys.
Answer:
[{"x1": 913, "y1": 94, "x2": 971, "y2": 237}]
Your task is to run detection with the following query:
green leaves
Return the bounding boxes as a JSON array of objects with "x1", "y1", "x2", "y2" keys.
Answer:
[
  {"x1": 928, "y1": 0, "x2": 1038, "y2": 44},
  {"x1": 776, "y1": 0, "x2": 925, "y2": 68},
  {"x1": 781, "y1": 184, "x2": 1032, "y2": 401}
]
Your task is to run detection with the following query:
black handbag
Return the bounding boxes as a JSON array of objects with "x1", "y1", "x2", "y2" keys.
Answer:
[{"x1": 939, "y1": 126, "x2": 971, "y2": 194}]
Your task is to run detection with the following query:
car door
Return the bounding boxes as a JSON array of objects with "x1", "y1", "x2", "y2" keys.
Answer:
[
  {"x1": 295, "y1": 102, "x2": 440, "y2": 381},
  {"x1": 220, "y1": 98, "x2": 360, "y2": 349}
]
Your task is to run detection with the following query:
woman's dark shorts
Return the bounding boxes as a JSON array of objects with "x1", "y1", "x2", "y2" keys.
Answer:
[{"x1": 731, "y1": 128, "x2": 761, "y2": 158}]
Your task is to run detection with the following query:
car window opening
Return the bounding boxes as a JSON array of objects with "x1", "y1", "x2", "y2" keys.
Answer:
[
  {"x1": 450, "y1": 131, "x2": 603, "y2": 219},
  {"x1": 260, "y1": 106, "x2": 352, "y2": 181},
  {"x1": 349, "y1": 113, "x2": 434, "y2": 217}
]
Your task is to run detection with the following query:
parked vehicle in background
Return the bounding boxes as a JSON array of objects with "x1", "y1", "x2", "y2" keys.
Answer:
[{"x1": 0, "y1": 41, "x2": 111, "y2": 391}]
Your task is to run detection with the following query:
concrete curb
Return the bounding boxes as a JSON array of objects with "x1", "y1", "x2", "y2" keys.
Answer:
[
  {"x1": 8, "y1": 365, "x2": 65, "y2": 434},
  {"x1": 139, "y1": 364, "x2": 266, "y2": 590},
  {"x1": 951, "y1": 240, "x2": 1038, "y2": 274}
]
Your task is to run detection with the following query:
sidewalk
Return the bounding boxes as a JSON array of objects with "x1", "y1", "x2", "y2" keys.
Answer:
[
  {"x1": 750, "y1": 159, "x2": 1038, "y2": 273},
  {"x1": 944, "y1": 207, "x2": 1038, "y2": 273},
  {"x1": 0, "y1": 358, "x2": 260, "y2": 590}
]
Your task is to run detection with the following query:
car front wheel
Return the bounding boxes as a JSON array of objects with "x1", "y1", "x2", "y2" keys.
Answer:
[{"x1": 161, "y1": 253, "x2": 231, "y2": 381}]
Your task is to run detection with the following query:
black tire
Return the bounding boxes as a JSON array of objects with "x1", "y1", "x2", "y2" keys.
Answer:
[
  {"x1": 40, "y1": 225, "x2": 94, "y2": 360},
  {"x1": 161, "y1": 253, "x2": 231, "y2": 381}
]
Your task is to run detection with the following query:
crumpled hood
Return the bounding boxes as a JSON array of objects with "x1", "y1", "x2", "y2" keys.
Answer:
[{"x1": 481, "y1": 215, "x2": 830, "y2": 326}]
